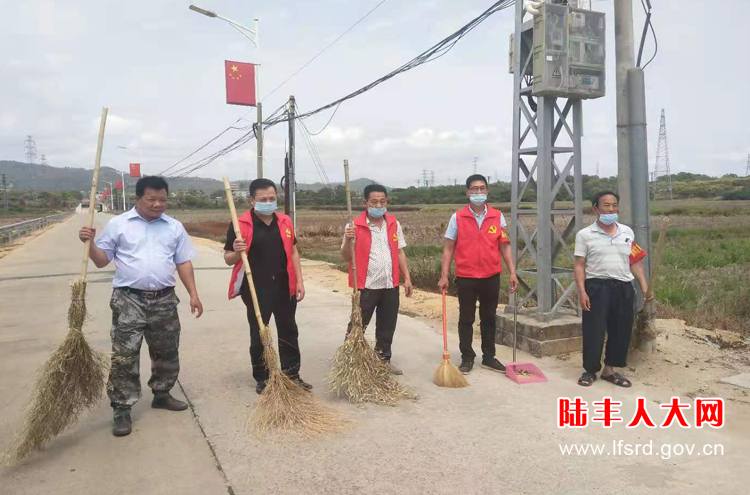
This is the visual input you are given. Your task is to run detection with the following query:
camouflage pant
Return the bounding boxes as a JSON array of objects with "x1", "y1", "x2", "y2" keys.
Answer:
[{"x1": 107, "y1": 288, "x2": 181, "y2": 409}]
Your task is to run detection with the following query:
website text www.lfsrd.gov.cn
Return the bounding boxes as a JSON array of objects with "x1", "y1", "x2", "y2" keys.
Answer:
[{"x1": 559, "y1": 440, "x2": 724, "y2": 460}]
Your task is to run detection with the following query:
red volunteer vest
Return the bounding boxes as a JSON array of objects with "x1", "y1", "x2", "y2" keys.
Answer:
[
  {"x1": 348, "y1": 212, "x2": 400, "y2": 290},
  {"x1": 453, "y1": 204, "x2": 509, "y2": 279},
  {"x1": 227, "y1": 210, "x2": 297, "y2": 299}
]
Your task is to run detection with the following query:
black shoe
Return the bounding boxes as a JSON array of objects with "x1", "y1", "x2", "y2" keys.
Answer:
[
  {"x1": 458, "y1": 359, "x2": 474, "y2": 375},
  {"x1": 151, "y1": 393, "x2": 189, "y2": 411},
  {"x1": 481, "y1": 357, "x2": 506, "y2": 373},
  {"x1": 291, "y1": 376, "x2": 313, "y2": 391},
  {"x1": 112, "y1": 411, "x2": 132, "y2": 437},
  {"x1": 256, "y1": 380, "x2": 267, "y2": 395}
]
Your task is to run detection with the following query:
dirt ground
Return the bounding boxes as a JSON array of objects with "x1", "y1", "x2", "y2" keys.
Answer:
[{"x1": 192, "y1": 236, "x2": 750, "y2": 408}]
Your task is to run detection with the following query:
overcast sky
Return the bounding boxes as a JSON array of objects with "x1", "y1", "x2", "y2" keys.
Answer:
[{"x1": 1, "y1": 0, "x2": 748, "y2": 188}]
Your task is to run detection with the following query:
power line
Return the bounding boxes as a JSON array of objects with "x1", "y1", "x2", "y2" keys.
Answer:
[
  {"x1": 281, "y1": 0, "x2": 515, "y2": 125},
  {"x1": 261, "y1": 0, "x2": 390, "y2": 103},
  {"x1": 165, "y1": 0, "x2": 515, "y2": 178},
  {"x1": 637, "y1": 0, "x2": 658, "y2": 69}
]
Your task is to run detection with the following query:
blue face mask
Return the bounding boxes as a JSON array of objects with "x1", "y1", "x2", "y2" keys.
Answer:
[
  {"x1": 599, "y1": 213, "x2": 618, "y2": 225},
  {"x1": 255, "y1": 201, "x2": 277, "y2": 215},
  {"x1": 368, "y1": 207, "x2": 387, "y2": 218},
  {"x1": 470, "y1": 194, "x2": 487, "y2": 206}
]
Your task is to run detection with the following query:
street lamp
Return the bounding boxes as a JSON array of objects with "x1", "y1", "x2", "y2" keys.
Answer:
[{"x1": 189, "y1": 4, "x2": 264, "y2": 179}]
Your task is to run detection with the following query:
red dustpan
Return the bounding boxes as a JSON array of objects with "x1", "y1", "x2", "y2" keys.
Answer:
[{"x1": 506, "y1": 293, "x2": 547, "y2": 384}]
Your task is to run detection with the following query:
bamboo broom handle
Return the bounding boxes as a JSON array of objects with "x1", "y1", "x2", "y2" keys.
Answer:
[
  {"x1": 645, "y1": 217, "x2": 670, "y2": 301},
  {"x1": 441, "y1": 291, "x2": 449, "y2": 354},
  {"x1": 223, "y1": 177, "x2": 265, "y2": 330},
  {"x1": 344, "y1": 159, "x2": 358, "y2": 294},
  {"x1": 80, "y1": 106, "x2": 108, "y2": 282}
]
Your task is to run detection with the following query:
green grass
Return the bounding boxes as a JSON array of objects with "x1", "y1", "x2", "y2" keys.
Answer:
[{"x1": 185, "y1": 201, "x2": 750, "y2": 335}]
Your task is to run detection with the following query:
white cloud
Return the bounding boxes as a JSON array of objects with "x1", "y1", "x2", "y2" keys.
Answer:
[{"x1": 0, "y1": 113, "x2": 19, "y2": 131}]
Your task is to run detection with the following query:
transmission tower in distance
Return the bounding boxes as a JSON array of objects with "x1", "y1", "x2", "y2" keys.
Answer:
[
  {"x1": 652, "y1": 109, "x2": 673, "y2": 200},
  {"x1": 25, "y1": 135, "x2": 37, "y2": 164},
  {"x1": 41, "y1": 154, "x2": 48, "y2": 166},
  {"x1": 746, "y1": 153, "x2": 749, "y2": 177},
  {"x1": 472, "y1": 156, "x2": 479, "y2": 174}
]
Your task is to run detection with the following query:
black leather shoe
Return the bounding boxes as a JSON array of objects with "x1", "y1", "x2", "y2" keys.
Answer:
[
  {"x1": 256, "y1": 380, "x2": 267, "y2": 395},
  {"x1": 113, "y1": 412, "x2": 132, "y2": 437},
  {"x1": 458, "y1": 359, "x2": 474, "y2": 375},
  {"x1": 151, "y1": 394, "x2": 189, "y2": 411},
  {"x1": 481, "y1": 357, "x2": 506, "y2": 373},
  {"x1": 291, "y1": 376, "x2": 313, "y2": 391}
]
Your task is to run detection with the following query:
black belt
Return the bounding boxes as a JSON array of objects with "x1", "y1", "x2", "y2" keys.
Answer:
[{"x1": 118, "y1": 286, "x2": 175, "y2": 298}]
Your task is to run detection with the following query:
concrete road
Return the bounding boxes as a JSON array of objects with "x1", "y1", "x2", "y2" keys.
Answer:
[{"x1": 1, "y1": 213, "x2": 749, "y2": 495}]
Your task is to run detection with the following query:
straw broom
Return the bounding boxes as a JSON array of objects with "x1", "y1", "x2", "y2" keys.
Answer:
[
  {"x1": 4, "y1": 108, "x2": 110, "y2": 463},
  {"x1": 433, "y1": 290, "x2": 469, "y2": 388},
  {"x1": 222, "y1": 178, "x2": 346, "y2": 436},
  {"x1": 328, "y1": 160, "x2": 416, "y2": 405},
  {"x1": 631, "y1": 218, "x2": 670, "y2": 353}
]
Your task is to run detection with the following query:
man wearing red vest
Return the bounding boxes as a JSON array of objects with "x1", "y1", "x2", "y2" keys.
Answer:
[
  {"x1": 223, "y1": 179, "x2": 310, "y2": 395},
  {"x1": 438, "y1": 175, "x2": 518, "y2": 375},
  {"x1": 341, "y1": 184, "x2": 413, "y2": 374}
]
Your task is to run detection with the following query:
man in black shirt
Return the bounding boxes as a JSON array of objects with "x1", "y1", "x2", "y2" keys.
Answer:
[{"x1": 224, "y1": 179, "x2": 310, "y2": 394}]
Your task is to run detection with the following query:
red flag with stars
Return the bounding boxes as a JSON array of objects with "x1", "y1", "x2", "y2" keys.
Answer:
[
  {"x1": 129, "y1": 163, "x2": 141, "y2": 177},
  {"x1": 225, "y1": 60, "x2": 256, "y2": 106},
  {"x1": 115, "y1": 180, "x2": 123, "y2": 190}
]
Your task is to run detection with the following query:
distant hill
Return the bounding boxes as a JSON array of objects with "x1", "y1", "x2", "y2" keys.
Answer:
[
  {"x1": 0, "y1": 160, "x2": 223, "y2": 194},
  {"x1": 297, "y1": 178, "x2": 390, "y2": 192}
]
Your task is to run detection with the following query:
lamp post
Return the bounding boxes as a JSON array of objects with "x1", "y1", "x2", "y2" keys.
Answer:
[{"x1": 189, "y1": 4, "x2": 263, "y2": 179}]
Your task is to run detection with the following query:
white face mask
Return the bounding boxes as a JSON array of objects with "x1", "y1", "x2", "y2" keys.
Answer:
[{"x1": 470, "y1": 194, "x2": 487, "y2": 206}]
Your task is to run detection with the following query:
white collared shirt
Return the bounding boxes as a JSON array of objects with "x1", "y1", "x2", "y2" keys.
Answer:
[
  {"x1": 574, "y1": 221, "x2": 635, "y2": 282},
  {"x1": 95, "y1": 208, "x2": 196, "y2": 290}
]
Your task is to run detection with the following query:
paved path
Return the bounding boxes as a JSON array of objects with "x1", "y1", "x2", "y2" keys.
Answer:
[{"x1": 1, "y1": 213, "x2": 748, "y2": 495}]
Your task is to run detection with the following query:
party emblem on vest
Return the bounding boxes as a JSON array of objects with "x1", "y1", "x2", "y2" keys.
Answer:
[
  {"x1": 501, "y1": 229, "x2": 508, "y2": 239},
  {"x1": 285, "y1": 228, "x2": 292, "y2": 238},
  {"x1": 393, "y1": 233, "x2": 399, "y2": 242},
  {"x1": 488, "y1": 225, "x2": 498, "y2": 234}
]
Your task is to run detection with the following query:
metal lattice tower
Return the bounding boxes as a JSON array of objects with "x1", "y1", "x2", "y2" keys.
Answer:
[
  {"x1": 24, "y1": 135, "x2": 37, "y2": 164},
  {"x1": 473, "y1": 156, "x2": 479, "y2": 174},
  {"x1": 41, "y1": 154, "x2": 48, "y2": 166},
  {"x1": 510, "y1": 0, "x2": 584, "y2": 321},
  {"x1": 746, "y1": 153, "x2": 749, "y2": 177},
  {"x1": 652, "y1": 109, "x2": 673, "y2": 200}
]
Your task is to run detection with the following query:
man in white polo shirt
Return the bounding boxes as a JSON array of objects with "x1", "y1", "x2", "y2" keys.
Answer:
[{"x1": 574, "y1": 191, "x2": 651, "y2": 388}]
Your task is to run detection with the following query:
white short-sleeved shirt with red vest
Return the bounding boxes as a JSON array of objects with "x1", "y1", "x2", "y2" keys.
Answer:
[{"x1": 448, "y1": 204, "x2": 510, "y2": 279}]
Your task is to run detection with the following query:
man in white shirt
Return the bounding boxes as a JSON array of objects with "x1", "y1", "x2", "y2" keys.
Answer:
[
  {"x1": 78, "y1": 176, "x2": 203, "y2": 436},
  {"x1": 341, "y1": 185, "x2": 413, "y2": 374},
  {"x1": 574, "y1": 191, "x2": 651, "y2": 388}
]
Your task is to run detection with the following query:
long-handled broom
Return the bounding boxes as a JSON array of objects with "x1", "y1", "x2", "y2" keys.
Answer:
[
  {"x1": 631, "y1": 217, "x2": 670, "y2": 353},
  {"x1": 5, "y1": 107, "x2": 110, "y2": 462},
  {"x1": 328, "y1": 160, "x2": 415, "y2": 405},
  {"x1": 222, "y1": 177, "x2": 346, "y2": 436},
  {"x1": 433, "y1": 290, "x2": 469, "y2": 388}
]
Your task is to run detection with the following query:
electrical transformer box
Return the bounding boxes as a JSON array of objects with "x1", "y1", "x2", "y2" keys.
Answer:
[{"x1": 532, "y1": 4, "x2": 605, "y2": 99}]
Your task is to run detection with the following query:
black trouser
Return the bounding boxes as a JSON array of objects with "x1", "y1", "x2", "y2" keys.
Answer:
[
  {"x1": 456, "y1": 274, "x2": 500, "y2": 362},
  {"x1": 346, "y1": 287, "x2": 400, "y2": 360},
  {"x1": 240, "y1": 275, "x2": 300, "y2": 383},
  {"x1": 582, "y1": 278, "x2": 635, "y2": 374}
]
